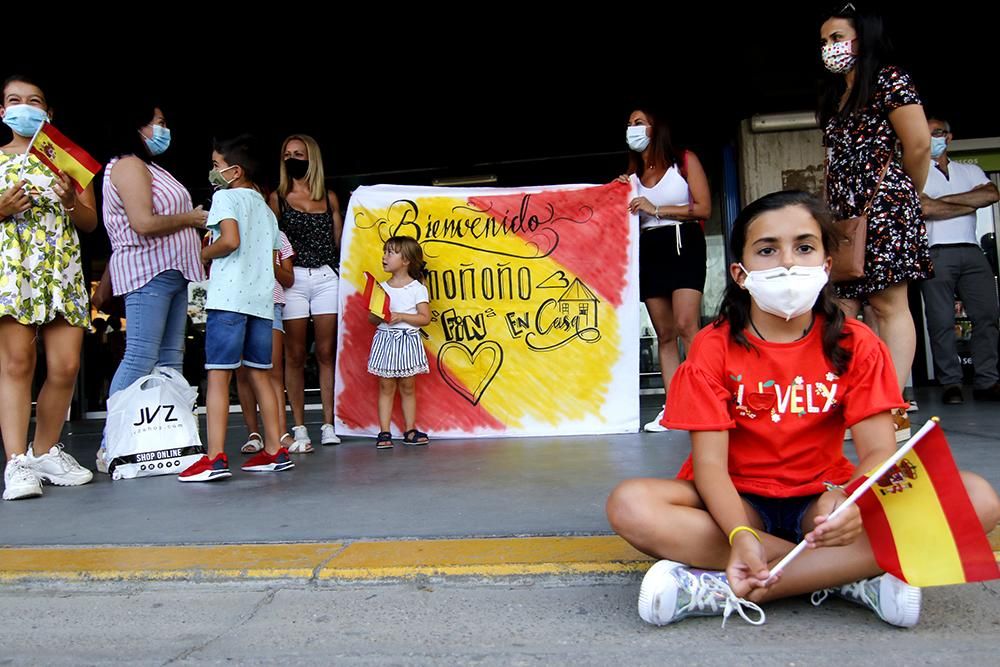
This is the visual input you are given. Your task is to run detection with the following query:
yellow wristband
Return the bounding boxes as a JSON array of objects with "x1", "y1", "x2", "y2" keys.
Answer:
[{"x1": 728, "y1": 525, "x2": 762, "y2": 546}]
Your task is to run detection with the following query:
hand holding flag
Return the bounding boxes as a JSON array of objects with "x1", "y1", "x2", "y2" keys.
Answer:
[
  {"x1": 26, "y1": 122, "x2": 101, "y2": 193},
  {"x1": 363, "y1": 271, "x2": 391, "y2": 322},
  {"x1": 769, "y1": 419, "x2": 999, "y2": 587}
]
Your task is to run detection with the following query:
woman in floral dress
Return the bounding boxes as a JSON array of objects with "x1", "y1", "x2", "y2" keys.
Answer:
[
  {"x1": 819, "y1": 7, "x2": 931, "y2": 440},
  {"x1": 0, "y1": 75, "x2": 97, "y2": 500}
]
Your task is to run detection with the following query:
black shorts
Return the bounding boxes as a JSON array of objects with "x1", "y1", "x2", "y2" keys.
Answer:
[
  {"x1": 639, "y1": 223, "x2": 707, "y2": 301},
  {"x1": 741, "y1": 493, "x2": 821, "y2": 544}
]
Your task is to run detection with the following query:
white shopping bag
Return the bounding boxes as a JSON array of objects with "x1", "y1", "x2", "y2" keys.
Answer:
[{"x1": 103, "y1": 367, "x2": 205, "y2": 480}]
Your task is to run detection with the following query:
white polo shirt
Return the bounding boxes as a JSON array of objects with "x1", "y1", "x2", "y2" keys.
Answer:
[{"x1": 923, "y1": 159, "x2": 991, "y2": 246}]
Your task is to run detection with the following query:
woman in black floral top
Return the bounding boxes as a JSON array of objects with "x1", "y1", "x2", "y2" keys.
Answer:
[{"x1": 819, "y1": 6, "x2": 931, "y2": 440}]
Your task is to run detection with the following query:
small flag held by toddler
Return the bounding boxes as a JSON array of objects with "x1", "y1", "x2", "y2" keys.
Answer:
[{"x1": 363, "y1": 271, "x2": 391, "y2": 321}]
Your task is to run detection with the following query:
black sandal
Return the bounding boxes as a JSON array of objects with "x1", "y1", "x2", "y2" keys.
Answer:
[
  {"x1": 403, "y1": 429, "x2": 429, "y2": 446},
  {"x1": 376, "y1": 431, "x2": 393, "y2": 449}
]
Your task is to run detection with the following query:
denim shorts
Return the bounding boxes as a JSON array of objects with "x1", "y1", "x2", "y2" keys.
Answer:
[
  {"x1": 205, "y1": 310, "x2": 273, "y2": 370},
  {"x1": 273, "y1": 304, "x2": 284, "y2": 333},
  {"x1": 741, "y1": 493, "x2": 820, "y2": 543}
]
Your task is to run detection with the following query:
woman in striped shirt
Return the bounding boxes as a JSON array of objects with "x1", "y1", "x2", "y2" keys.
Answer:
[{"x1": 102, "y1": 98, "x2": 207, "y2": 403}]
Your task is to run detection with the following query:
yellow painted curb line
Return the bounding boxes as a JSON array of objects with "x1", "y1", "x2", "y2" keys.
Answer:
[
  {"x1": 0, "y1": 536, "x2": 652, "y2": 583},
  {"x1": 0, "y1": 534, "x2": 996, "y2": 583}
]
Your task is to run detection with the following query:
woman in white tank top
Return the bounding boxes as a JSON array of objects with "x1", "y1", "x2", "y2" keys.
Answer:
[{"x1": 617, "y1": 107, "x2": 712, "y2": 431}]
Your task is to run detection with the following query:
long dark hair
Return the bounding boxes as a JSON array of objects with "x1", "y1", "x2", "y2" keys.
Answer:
[
  {"x1": 102, "y1": 94, "x2": 167, "y2": 165},
  {"x1": 716, "y1": 190, "x2": 851, "y2": 375},
  {"x1": 626, "y1": 107, "x2": 684, "y2": 175},
  {"x1": 818, "y1": 4, "x2": 892, "y2": 126}
]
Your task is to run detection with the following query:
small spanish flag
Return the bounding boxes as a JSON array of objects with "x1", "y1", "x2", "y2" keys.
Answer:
[
  {"x1": 363, "y1": 271, "x2": 391, "y2": 321},
  {"x1": 846, "y1": 422, "x2": 999, "y2": 587},
  {"x1": 29, "y1": 122, "x2": 102, "y2": 193}
]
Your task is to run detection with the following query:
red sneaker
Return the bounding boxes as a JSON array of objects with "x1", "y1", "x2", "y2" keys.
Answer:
[
  {"x1": 241, "y1": 447, "x2": 295, "y2": 473},
  {"x1": 178, "y1": 454, "x2": 231, "y2": 482}
]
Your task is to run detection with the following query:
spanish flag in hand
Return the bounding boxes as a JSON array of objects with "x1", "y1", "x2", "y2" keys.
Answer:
[
  {"x1": 846, "y1": 422, "x2": 999, "y2": 587},
  {"x1": 29, "y1": 122, "x2": 102, "y2": 192},
  {"x1": 363, "y1": 271, "x2": 391, "y2": 321}
]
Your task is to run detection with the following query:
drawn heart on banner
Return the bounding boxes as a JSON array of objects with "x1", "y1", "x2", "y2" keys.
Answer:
[{"x1": 438, "y1": 341, "x2": 504, "y2": 406}]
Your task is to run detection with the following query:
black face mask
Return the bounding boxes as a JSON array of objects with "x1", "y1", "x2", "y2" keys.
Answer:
[{"x1": 284, "y1": 158, "x2": 309, "y2": 180}]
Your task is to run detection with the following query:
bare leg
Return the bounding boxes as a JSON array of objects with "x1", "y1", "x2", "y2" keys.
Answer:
[
  {"x1": 205, "y1": 370, "x2": 232, "y2": 459},
  {"x1": 235, "y1": 366, "x2": 260, "y2": 436},
  {"x1": 313, "y1": 314, "x2": 338, "y2": 425},
  {"x1": 399, "y1": 376, "x2": 417, "y2": 431},
  {"x1": 868, "y1": 282, "x2": 916, "y2": 391},
  {"x1": 283, "y1": 317, "x2": 309, "y2": 428},
  {"x1": 246, "y1": 367, "x2": 282, "y2": 455},
  {"x1": 378, "y1": 377, "x2": 397, "y2": 433},
  {"x1": 33, "y1": 319, "x2": 84, "y2": 452},
  {"x1": 0, "y1": 318, "x2": 37, "y2": 459},
  {"x1": 271, "y1": 329, "x2": 288, "y2": 437}
]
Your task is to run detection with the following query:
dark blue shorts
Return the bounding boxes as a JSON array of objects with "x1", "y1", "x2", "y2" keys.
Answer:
[
  {"x1": 741, "y1": 493, "x2": 820, "y2": 543},
  {"x1": 205, "y1": 310, "x2": 273, "y2": 370}
]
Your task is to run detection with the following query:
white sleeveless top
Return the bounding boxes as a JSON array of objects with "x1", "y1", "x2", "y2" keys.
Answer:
[{"x1": 632, "y1": 165, "x2": 690, "y2": 231}]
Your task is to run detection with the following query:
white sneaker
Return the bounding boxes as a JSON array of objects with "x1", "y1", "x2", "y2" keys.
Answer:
[
  {"x1": 638, "y1": 560, "x2": 765, "y2": 627},
  {"x1": 643, "y1": 408, "x2": 669, "y2": 433},
  {"x1": 811, "y1": 573, "x2": 921, "y2": 628},
  {"x1": 321, "y1": 423, "x2": 341, "y2": 446},
  {"x1": 25, "y1": 443, "x2": 94, "y2": 487},
  {"x1": 3, "y1": 455, "x2": 42, "y2": 500},
  {"x1": 906, "y1": 400, "x2": 919, "y2": 413}
]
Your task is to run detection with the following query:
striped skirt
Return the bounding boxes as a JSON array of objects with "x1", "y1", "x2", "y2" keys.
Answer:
[{"x1": 368, "y1": 327, "x2": 429, "y2": 378}]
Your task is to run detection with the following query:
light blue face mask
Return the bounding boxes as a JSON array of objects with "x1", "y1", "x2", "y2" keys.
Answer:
[
  {"x1": 2, "y1": 104, "x2": 48, "y2": 137},
  {"x1": 930, "y1": 136, "x2": 948, "y2": 159},
  {"x1": 142, "y1": 125, "x2": 171, "y2": 156}
]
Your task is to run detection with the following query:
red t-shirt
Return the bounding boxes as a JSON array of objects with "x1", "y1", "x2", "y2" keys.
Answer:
[{"x1": 664, "y1": 317, "x2": 905, "y2": 497}]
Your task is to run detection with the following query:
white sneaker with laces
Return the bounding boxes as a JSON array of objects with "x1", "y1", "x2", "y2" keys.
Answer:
[
  {"x1": 811, "y1": 573, "x2": 921, "y2": 628},
  {"x1": 638, "y1": 560, "x2": 765, "y2": 627},
  {"x1": 3, "y1": 455, "x2": 42, "y2": 500},
  {"x1": 643, "y1": 407, "x2": 669, "y2": 433},
  {"x1": 25, "y1": 444, "x2": 93, "y2": 487},
  {"x1": 321, "y1": 423, "x2": 341, "y2": 446}
]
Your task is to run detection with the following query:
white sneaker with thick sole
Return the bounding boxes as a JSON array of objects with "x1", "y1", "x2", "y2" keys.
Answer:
[
  {"x1": 643, "y1": 408, "x2": 669, "y2": 433},
  {"x1": 3, "y1": 455, "x2": 42, "y2": 500},
  {"x1": 321, "y1": 423, "x2": 341, "y2": 446},
  {"x1": 638, "y1": 560, "x2": 765, "y2": 627},
  {"x1": 26, "y1": 444, "x2": 93, "y2": 487},
  {"x1": 811, "y1": 573, "x2": 921, "y2": 628}
]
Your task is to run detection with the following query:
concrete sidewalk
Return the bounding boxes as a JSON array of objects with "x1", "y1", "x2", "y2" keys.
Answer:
[{"x1": 1, "y1": 391, "x2": 997, "y2": 584}]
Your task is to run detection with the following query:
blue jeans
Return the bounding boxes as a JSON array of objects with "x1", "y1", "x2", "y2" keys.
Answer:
[{"x1": 108, "y1": 270, "x2": 190, "y2": 397}]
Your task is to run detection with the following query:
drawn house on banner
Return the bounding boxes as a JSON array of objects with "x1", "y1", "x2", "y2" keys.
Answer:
[{"x1": 557, "y1": 279, "x2": 600, "y2": 329}]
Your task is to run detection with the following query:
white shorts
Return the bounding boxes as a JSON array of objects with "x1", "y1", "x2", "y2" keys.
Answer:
[{"x1": 283, "y1": 265, "x2": 339, "y2": 320}]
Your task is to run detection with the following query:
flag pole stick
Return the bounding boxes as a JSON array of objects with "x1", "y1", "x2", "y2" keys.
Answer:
[
  {"x1": 766, "y1": 417, "x2": 940, "y2": 580},
  {"x1": 16, "y1": 122, "x2": 45, "y2": 182}
]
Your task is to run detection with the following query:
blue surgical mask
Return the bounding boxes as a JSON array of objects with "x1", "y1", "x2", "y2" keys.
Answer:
[
  {"x1": 930, "y1": 136, "x2": 947, "y2": 159},
  {"x1": 142, "y1": 125, "x2": 171, "y2": 156},
  {"x1": 2, "y1": 104, "x2": 49, "y2": 138}
]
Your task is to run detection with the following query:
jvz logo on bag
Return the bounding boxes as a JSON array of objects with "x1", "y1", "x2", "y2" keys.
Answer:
[{"x1": 132, "y1": 404, "x2": 183, "y2": 433}]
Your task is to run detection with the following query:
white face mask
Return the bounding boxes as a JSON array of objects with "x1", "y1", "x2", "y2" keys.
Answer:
[
  {"x1": 626, "y1": 125, "x2": 650, "y2": 152},
  {"x1": 822, "y1": 39, "x2": 857, "y2": 74},
  {"x1": 739, "y1": 264, "x2": 829, "y2": 321}
]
